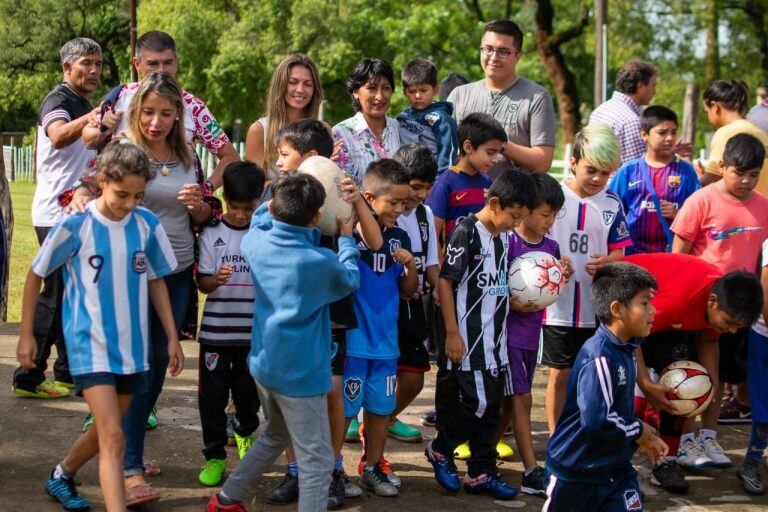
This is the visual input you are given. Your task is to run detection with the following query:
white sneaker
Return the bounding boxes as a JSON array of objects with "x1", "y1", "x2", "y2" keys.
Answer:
[
  {"x1": 676, "y1": 439, "x2": 713, "y2": 469},
  {"x1": 701, "y1": 437, "x2": 732, "y2": 468}
]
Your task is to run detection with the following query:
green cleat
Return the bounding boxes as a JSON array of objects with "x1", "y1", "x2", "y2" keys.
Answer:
[
  {"x1": 12, "y1": 379, "x2": 69, "y2": 399},
  {"x1": 387, "y1": 419, "x2": 422, "y2": 442},
  {"x1": 55, "y1": 380, "x2": 75, "y2": 389},
  {"x1": 82, "y1": 413, "x2": 94, "y2": 433},
  {"x1": 146, "y1": 407, "x2": 158, "y2": 430},
  {"x1": 345, "y1": 419, "x2": 360, "y2": 443},
  {"x1": 199, "y1": 458, "x2": 226, "y2": 486},
  {"x1": 233, "y1": 432, "x2": 254, "y2": 459}
]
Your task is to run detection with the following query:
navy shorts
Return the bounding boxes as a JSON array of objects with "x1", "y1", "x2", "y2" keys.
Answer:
[
  {"x1": 73, "y1": 371, "x2": 149, "y2": 397},
  {"x1": 544, "y1": 469, "x2": 643, "y2": 512},
  {"x1": 748, "y1": 329, "x2": 768, "y2": 422}
]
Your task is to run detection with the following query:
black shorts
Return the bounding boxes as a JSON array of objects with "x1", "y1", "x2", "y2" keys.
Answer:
[
  {"x1": 541, "y1": 325, "x2": 596, "y2": 369},
  {"x1": 719, "y1": 327, "x2": 749, "y2": 384},
  {"x1": 330, "y1": 329, "x2": 347, "y2": 376},
  {"x1": 398, "y1": 298, "x2": 430, "y2": 372},
  {"x1": 642, "y1": 331, "x2": 698, "y2": 373},
  {"x1": 73, "y1": 371, "x2": 149, "y2": 397}
]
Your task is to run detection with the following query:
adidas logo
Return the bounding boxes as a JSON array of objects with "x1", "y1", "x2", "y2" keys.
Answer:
[
  {"x1": 214, "y1": 237, "x2": 226, "y2": 248},
  {"x1": 356, "y1": 241, "x2": 368, "y2": 250}
]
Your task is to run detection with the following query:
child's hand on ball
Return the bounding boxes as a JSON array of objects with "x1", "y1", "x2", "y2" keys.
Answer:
[
  {"x1": 560, "y1": 256, "x2": 574, "y2": 280},
  {"x1": 340, "y1": 178, "x2": 361, "y2": 204},
  {"x1": 337, "y1": 216, "x2": 354, "y2": 237},
  {"x1": 510, "y1": 296, "x2": 544, "y2": 313}
]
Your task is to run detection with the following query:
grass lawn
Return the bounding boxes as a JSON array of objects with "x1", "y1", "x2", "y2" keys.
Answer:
[{"x1": 7, "y1": 181, "x2": 37, "y2": 322}]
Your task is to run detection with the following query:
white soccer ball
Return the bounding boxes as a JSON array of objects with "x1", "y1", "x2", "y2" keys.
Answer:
[
  {"x1": 659, "y1": 360, "x2": 714, "y2": 417},
  {"x1": 297, "y1": 156, "x2": 354, "y2": 236},
  {"x1": 507, "y1": 251, "x2": 566, "y2": 308}
]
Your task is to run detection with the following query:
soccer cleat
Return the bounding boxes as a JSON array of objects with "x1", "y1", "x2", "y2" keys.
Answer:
[
  {"x1": 454, "y1": 442, "x2": 471, "y2": 460},
  {"x1": 345, "y1": 418, "x2": 360, "y2": 443},
  {"x1": 342, "y1": 472, "x2": 362, "y2": 498},
  {"x1": 379, "y1": 457, "x2": 401, "y2": 487},
  {"x1": 198, "y1": 459, "x2": 226, "y2": 487},
  {"x1": 700, "y1": 437, "x2": 732, "y2": 468},
  {"x1": 55, "y1": 380, "x2": 75, "y2": 389},
  {"x1": 233, "y1": 432, "x2": 254, "y2": 459},
  {"x1": 463, "y1": 472, "x2": 519, "y2": 500},
  {"x1": 496, "y1": 440, "x2": 515, "y2": 460},
  {"x1": 425, "y1": 441, "x2": 461, "y2": 492},
  {"x1": 718, "y1": 396, "x2": 752, "y2": 424},
  {"x1": 45, "y1": 475, "x2": 90, "y2": 511},
  {"x1": 207, "y1": 494, "x2": 248, "y2": 512},
  {"x1": 359, "y1": 464, "x2": 398, "y2": 497},
  {"x1": 520, "y1": 465, "x2": 548, "y2": 496},
  {"x1": 388, "y1": 419, "x2": 422, "y2": 442},
  {"x1": 650, "y1": 459, "x2": 689, "y2": 493},
  {"x1": 81, "y1": 414, "x2": 94, "y2": 433},
  {"x1": 146, "y1": 407, "x2": 158, "y2": 430},
  {"x1": 421, "y1": 409, "x2": 437, "y2": 427},
  {"x1": 737, "y1": 457, "x2": 766, "y2": 495},
  {"x1": 265, "y1": 473, "x2": 299, "y2": 504},
  {"x1": 676, "y1": 439, "x2": 714, "y2": 469},
  {"x1": 13, "y1": 379, "x2": 69, "y2": 399},
  {"x1": 328, "y1": 469, "x2": 346, "y2": 510}
]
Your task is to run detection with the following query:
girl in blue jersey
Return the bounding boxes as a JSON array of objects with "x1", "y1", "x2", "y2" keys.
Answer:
[{"x1": 17, "y1": 141, "x2": 182, "y2": 512}]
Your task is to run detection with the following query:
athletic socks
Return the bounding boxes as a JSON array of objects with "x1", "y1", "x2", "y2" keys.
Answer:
[
  {"x1": 699, "y1": 429, "x2": 717, "y2": 441},
  {"x1": 746, "y1": 421, "x2": 768, "y2": 461},
  {"x1": 334, "y1": 454, "x2": 344, "y2": 472},
  {"x1": 52, "y1": 463, "x2": 75, "y2": 481},
  {"x1": 287, "y1": 461, "x2": 298, "y2": 477}
]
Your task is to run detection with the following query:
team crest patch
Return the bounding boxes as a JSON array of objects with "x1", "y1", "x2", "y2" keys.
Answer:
[
  {"x1": 132, "y1": 251, "x2": 147, "y2": 273},
  {"x1": 389, "y1": 238, "x2": 402, "y2": 254},
  {"x1": 668, "y1": 175, "x2": 681, "y2": 189},
  {"x1": 623, "y1": 489, "x2": 642, "y2": 510},
  {"x1": 204, "y1": 352, "x2": 219, "y2": 371},
  {"x1": 445, "y1": 245, "x2": 465, "y2": 265},
  {"x1": 602, "y1": 211, "x2": 616, "y2": 225},
  {"x1": 424, "y1": 112, "x2": 440, "y2": 126},
  {"x1": 419, "y1": 222, "x2": 429, "y2": 242},
  {"x1": 344, "y1": 377, "x2": 362, "y2": 402}
]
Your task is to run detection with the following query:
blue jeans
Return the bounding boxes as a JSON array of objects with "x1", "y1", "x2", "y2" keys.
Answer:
[{"x1": 123, "y1": 265, "x2": 193, "y2": 475}]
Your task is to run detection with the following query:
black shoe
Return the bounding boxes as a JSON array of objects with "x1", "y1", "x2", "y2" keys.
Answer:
[
  {"x1": 521, "y1": 465, "x2": 548, "y2": 496},
  {"x1": 265, "y1": 473, "x2": 299, "y2": 504},
  {"x1": 650, "y1": 459, "x2": 689, "y2": 494},
  {"x1": 718, "y1": 396, "x2": 752, "y2": 424},
  {"x1": 421, "y1": 409, "x2": 436, "y2": 427},
  {"x1": 328, "y1": 469, "x2": 345, "y2": 509}
]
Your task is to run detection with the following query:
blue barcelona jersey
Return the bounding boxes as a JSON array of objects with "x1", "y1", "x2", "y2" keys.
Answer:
[
  {"x1": 346, "y1": 226, "x2": 409, "y2": 359},
  {"x1": 609, "y1": 156, "x2": 699, "y2": 254},
  {"x1": 31, "y1": 202, "x2": 177, "y2": 376}
]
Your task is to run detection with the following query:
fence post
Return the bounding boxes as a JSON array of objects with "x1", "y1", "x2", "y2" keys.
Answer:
[{"x1": 682, "y1": 83, "x2": 699, "y2": 162}]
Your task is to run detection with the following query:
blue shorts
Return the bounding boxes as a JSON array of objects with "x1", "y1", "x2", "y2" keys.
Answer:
[
  {"x1": 544, "y1": 469, "x2": 642, "y2": 512},
  {"x1": 73, "y1": 371, "x2": 149, "y2": 397},
  {"x1": 342, "y1": 356, "x2": 397, "y2": 417},
  {"x1": 749, "y1": 329, "x2": 768, "y2": 422}
]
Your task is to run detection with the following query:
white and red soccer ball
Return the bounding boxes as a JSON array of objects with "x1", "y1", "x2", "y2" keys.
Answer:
[
  {"x1": 507, "y1": 251, "x2": 566, "y2": 308},
  {"x1": 659, "y1": 360, "x2": 714, "y2": 417}
]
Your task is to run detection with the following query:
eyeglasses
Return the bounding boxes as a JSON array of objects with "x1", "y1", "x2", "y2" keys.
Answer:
[{"x1": 480, "y1": 46, "x2": 518, "y2": 59}]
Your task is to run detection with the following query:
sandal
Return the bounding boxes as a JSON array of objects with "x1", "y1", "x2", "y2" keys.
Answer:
[
  {"x1": 143, "y1": 460, "x2": 161, "y2": 477},
  {"x1": 125, "y1": 482, "x2": 160, "y2": 507}
]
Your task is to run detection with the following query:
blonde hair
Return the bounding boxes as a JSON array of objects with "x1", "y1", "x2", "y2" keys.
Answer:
[
  {"x1": 572, "y1": 123, "x2": 622, "y2": 172},
  {"x1": 261, "y1": 54, "x2": 323, "y2": 168},
  {"x1": 127, "y1": 71, "x2": 193, "y2": 170}
]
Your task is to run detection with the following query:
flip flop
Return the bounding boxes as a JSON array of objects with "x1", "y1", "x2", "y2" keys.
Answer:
[
  {"x1": 126, "y1": 482, "x2": 160, "y2": 507},
  {"x1": 143, "y1": 460, "x2": 161, "y2": 477}
]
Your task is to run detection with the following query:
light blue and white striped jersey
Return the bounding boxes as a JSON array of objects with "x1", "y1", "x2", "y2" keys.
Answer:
[{"x1": 32, "y1": 202, "x2": 177, "y2": 376}]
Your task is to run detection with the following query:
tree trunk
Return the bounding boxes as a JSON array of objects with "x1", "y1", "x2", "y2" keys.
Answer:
[
  {"x1": 534, "y1": 0, "x2": 584, "y2": 143},
  {"x1": 704, "y1": 0, "x2": 720, "y2": 82},
  {"x1": 743, "y1": 0, "x2": 768, "y2": 86},
  {"x1": 0, "y1": 150, "x2": 14, "y2": 322}
]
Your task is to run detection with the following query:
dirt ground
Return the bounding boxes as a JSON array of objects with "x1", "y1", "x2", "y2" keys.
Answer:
[{"x1": 1, "y1": 326, "x2": 766, "y2": 512}]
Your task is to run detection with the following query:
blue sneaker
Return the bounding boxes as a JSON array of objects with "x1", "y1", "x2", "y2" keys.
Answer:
[
  {"x1": 45, "y1": 475, "x2": 90, "y2": 511},
  {"x1": 424, "y1": 441, "x2": 461, "y2": 492},
  {"x1": 463, "y1": 472, "x2": 519, "y2": 500}
]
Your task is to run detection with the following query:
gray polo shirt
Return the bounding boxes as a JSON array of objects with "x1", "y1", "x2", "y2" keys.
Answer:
[{"x1": 448, "y1": 78, "x2": 556, "y2": 148}]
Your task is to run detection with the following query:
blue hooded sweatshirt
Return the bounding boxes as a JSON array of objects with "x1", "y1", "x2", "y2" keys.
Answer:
[
  {"x1": 396, "y1": 101, "x2": 459, "y2": 174},
  {"x1": 241, "y1": 205, "x2": 360, "y2": 397},
  {"x1": 545, "y1": 324, "x2": 644, "y2": 484}
]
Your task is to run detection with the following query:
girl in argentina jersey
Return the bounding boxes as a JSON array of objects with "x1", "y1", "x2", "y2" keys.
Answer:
[
  {"x1": 542, "y1": 124, "x2": 631, "y2": 433},
  {"x1": 17, "y1": 142, "x2": 181, "y2": 512}
]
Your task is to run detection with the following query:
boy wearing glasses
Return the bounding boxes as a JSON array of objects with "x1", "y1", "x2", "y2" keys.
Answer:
[{"x1": 448, "y1": 18, "x2": 556, "y2": 173}]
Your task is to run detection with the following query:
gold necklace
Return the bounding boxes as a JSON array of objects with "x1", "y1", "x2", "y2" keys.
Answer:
[{"x1": 146, "y1": 146, "x2": 173, "y2": 176}]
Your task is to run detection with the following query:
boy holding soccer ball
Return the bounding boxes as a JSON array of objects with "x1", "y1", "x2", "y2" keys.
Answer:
[{"x1": 544, "y1": 262, "x2": 668, "y2": 512}]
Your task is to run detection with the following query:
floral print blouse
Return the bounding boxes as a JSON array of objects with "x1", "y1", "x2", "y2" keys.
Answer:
[{"x1": 332, "y1": 112, "x2": 401, "y2": 185}]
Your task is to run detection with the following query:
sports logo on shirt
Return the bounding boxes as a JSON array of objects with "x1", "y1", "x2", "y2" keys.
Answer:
[
  {"x1": 668, "y1": 175, "x2": 681, "y2": 189},
  {"x1": 445, "y1": 245, "x2": 465, "y2": 265},
  {"x1": 602, "y1": 211, "x2": 616, "y2": 225},
  {"x1": 356, "y1": 240, "x2": 368, "y2": 251},
  {"x1": 205, "y1": 352, "x2": 219, "y2": 371},
  {"x1": 425, "y1": 112, "x2": 440, "y2": 126},
  {"x1": 617, "y1": 366, "x2": 627, "y2": 386},
  {"x1": 344, "y1": 377, "x2": 362, "y2": 402},
  {"x1": 419, "y1": 222, "x2": 429, "y2": 242},
  {"x1": 214, "y1": 237, "x2": 226, "y2": 248},
  {"x1": 628, "y1": 180, "x2": 643, "y2": 188},
  {"x1": 707, "y1": 226, "x2": 763, "y2": 240},
  {"x1": 132, "y1": 251, "x2": 147, "y2": 273},
  {"x1": 389, "y1": 238, "x2": 402, "y2": 255},
  {"x1": 623, "y1": 489, "x2": 642, "y2": 510},
  {"x1": 617, "y1": 221, "x2": 628, "y2": 238}
]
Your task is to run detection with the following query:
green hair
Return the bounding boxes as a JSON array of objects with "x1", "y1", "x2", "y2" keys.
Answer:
[{"x1": 572, "y1": 123, "x2": 622, "y2": 172}]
